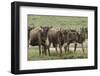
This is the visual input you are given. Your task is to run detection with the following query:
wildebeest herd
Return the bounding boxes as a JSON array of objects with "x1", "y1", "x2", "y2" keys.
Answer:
[{"x1": 28, "y1": 26, "x2": 88, "y2": 56}]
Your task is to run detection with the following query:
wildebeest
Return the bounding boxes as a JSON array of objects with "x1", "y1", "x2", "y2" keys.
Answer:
[
  {"x1": 47, "y1": 28, "x2": 64, "y2": 56},
  {"x1": 84, "y1": 27, "x2": 88, "y2": 39},
  {"x1": 29, "y1": 26, "x2": 51, "y2": 56},
  {"x1": 63, "y1": 27, "x2": 88, "y2": 53},
  {"x1": 28, "y1": 26, "x2": 34, "y2": 40}
]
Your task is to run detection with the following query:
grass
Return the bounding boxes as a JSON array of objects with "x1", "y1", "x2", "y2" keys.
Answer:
[
  {"x1": 28, "y1": 47, "x2": 88, "y2": 61},
  {"x1": 28, "y1": 15, "x2": 88, "y2": 29},
  {"x1": 28, "y1": 15, "x2": 88, "y2": 61}
]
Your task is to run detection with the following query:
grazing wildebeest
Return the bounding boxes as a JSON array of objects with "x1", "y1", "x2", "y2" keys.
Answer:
[
  {"x1": 63, "y1": 27, "x2": 87, "y2": 53},
  {"x1": 29, "y1": 26, "x2": 51, "y2": 56},
  {"x1": 47, "y1": 28, "x2": 64, "y2": 56}
]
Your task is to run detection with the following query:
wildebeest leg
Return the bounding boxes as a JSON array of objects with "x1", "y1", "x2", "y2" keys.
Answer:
[
  {"x1": 39, "y1": 45, "x2": 41, "y2": 56},
  {"x1": 44, "y1": 45, "x2": 47, "y2": 55},
  {"x1": 41, "y1": 45, "x2": 46, "y2": 55},
  {"x1": 55, "y1": 44, "x2": 58, "y2": 55},
  {"x1": 64, "y1": 46, "x2": 67, "y2": 54},
  {"x1": 81, "y1": 43, "x2": 84, "y2": 53},
  {"x1": 38, "y1": 33, "x2": 42, "y2": 56},
  {"x1": 74, "y1": 43, "x2": 77, "y2": 52},
  {"x1": 59, "y1": 44, "x2": 62, "y2": 56},
  {"x1": 67, "y1": 43, "x2": 70, "y2": 52},
  {"x1": 53, "y1": 43, "x2": 58, "y2": 55},
  {"x1": 41, "y1": 42, "x2": 47, "y2": 56},
  {"x1": 64, "y1": 44, "x2": 67, "y2": 54},
  {"x1": 48, "y1": 42, "x2": 51, "y2": 56},
  {"x1": 42, "y1": 46, "x2": 44, "y2": 54}
]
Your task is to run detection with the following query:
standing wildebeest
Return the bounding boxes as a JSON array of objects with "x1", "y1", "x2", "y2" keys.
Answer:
[
  {"x1": 29, "y1": 26, "x2": 51, "y2": 56},
  {"x1": 63, "y1": 27, "x2": 88, "y2": 53},
  {"x1": 47, "y1": 28, "x2": 64, "y2": 56}
]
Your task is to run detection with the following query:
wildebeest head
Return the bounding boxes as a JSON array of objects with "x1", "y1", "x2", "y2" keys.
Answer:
[
  {"x1": 79, "y1": 27, "x2": 88, "y2": 41},
  {"x1": 28, "y1": 26, "x2": 34, "y2": 31},
  {"x1": 57, "y1": 28, "x2": 66, "y2": 45},
  {"x1": 66, "y1": 29, "x2": 79, "y2": 42},
  {"x1": 63, "y1": 29, "x2": 68, "y2": 41},
  {"x1": 40, "y1": 26, "x2": 52, "y2": 41}
]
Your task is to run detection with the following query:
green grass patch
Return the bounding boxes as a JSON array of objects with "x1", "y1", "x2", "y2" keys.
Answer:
[
  {"x1": 28, "y1": 15, "x2": 88, "y2": 29},
  {"x1": 28, "y1": 47, "x2": 88, "y2": 61}
]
